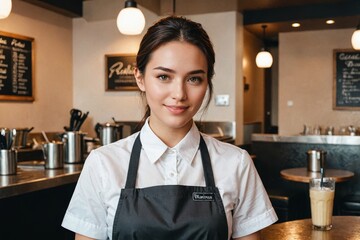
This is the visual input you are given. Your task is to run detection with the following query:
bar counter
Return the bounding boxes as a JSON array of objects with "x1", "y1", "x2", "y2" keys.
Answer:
[
  {"x1": 0, "y1": 161, "x2": 82, "y2": 199},
  {"x1": 0, "y1": 160, "x2": 81, "y2": 239},
  {"x1": 252, "y1": 133, "x2": 360, "y2": 145}
]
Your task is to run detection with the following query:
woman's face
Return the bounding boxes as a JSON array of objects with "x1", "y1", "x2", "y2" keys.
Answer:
[{"x1": 135, "y1": 41, "x2": 208, "y2": 135}]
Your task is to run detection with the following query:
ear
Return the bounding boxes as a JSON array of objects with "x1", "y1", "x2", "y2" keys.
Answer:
[{"x1": 134, "y1": 68, "x2": 145, "y2": 91}]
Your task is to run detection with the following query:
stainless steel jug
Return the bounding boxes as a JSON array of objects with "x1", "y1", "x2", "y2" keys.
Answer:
[
  {"x1": 307, "y1": 149, "x2": 326, "y2": 172},
  {"x1": 42, "y1": 141, "x2": 64, "y2": 169},
  {"x1": 95, "y1": 123, "x2": 123, "y2": 146},
  {"x1": 14, "y1": 127, "x2": 34, "y2": 148},
  {"x1": 0, "y1": 149, "x2": 16, "y2": 175},
  {"x1": 62, "y1": 131, "x2": 86, "y2": 164}
]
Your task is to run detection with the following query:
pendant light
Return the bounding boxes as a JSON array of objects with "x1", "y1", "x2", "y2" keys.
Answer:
[
  {"x1": 351, "y1": 23, "x2": 360, "y2": 50},
  {"x1": 172, "y1": 0, "x2": 176, "y2": 15},
  {"x1": 0, "y1": 0, "x2": 12, "y2": 19},
  {"x1": 116, "y1": 0, "x2": 145, "y2": 35},
  {"x1": 256, "y1": 25, "x2": 273, "y2": 68}
]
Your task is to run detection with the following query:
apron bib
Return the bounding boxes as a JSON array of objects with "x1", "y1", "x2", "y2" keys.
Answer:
[{"x1": 112, "y1": 135, "x2": 228, "y2": 240}]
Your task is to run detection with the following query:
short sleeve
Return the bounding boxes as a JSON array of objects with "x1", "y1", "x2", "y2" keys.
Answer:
[
  {"x1": 61, "y1": 151, "x2": 109, "y2": 239},
  {"x1": 231, "y1": 151, "x2": 278, "y2": 237}
]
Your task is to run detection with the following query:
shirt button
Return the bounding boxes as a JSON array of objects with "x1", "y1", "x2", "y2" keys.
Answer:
[{"x1": 169, "y1": 172, "x2": 176, "y2": 177}]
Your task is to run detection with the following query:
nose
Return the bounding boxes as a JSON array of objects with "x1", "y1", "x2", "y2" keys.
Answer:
[{"x1": 171, "y1": 79, "x2": 187, "y2": 101}]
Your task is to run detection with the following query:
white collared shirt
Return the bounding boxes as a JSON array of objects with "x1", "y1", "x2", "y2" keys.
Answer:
[{"x1": 62, "y1": 120, "x2": 277, "y2": 239}]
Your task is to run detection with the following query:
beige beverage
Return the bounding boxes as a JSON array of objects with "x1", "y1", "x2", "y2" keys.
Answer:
[{"x1": 309, "y1": 177, "x2": 335, "y2": 231}]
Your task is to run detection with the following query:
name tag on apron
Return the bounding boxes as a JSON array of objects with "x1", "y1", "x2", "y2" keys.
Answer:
[{"x1": 192, "y1": 192, "x2": 215, "y2": 201}]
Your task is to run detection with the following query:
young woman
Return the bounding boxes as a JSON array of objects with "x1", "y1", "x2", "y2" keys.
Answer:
[{"x1": 62, "y1": 16, "x2": 277, "y2": 240}]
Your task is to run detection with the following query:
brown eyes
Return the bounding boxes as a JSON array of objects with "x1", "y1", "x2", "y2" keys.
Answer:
[{"x1": 188, "y1": 76, "x2": 203, "y2": 84}]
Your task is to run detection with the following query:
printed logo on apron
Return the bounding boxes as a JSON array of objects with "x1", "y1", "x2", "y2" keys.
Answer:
[{"x1": 192, "y1": 192, "x2": 215, "y2": 201}]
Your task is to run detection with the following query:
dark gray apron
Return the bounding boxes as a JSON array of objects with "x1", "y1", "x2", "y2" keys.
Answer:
[{"x1": 112, "y1": 134, "x2": 228, "y2": 240}]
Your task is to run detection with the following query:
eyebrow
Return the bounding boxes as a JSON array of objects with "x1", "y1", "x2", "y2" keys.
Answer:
[{"x1": 153, "y1": 66, "x2": 206, "y2": 75}]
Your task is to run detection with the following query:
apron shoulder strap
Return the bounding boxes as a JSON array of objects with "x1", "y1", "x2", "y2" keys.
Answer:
[
  {"x1": 125, "y1": 134, "x2": 142, "y2": 188},
  {"x1": 199, "y1": 136, "x2": 216, "y2": 187}
]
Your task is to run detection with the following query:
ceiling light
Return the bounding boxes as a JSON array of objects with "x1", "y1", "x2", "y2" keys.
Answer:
[
  {"x1": 292, "y1": 23, "x2": 301, "y2": 28},
  {"x1": 351, "y1": 24, "x2": 360, "y2": 50},
  {"x1": 256, "y1": 50, "x2": 273, "y2": 68},
  {"x1": 256, "y1": 25, "x2": 273, "y2": 68},
  {"x1": 0, "y1": 0, "x2": 12, "y2": 19},
  {"x1": 326, "y1": 20, "x2": 335, "y2": 25},
  {"x1": 116, "y1": 0, "x2": 145, "y2": 35}
]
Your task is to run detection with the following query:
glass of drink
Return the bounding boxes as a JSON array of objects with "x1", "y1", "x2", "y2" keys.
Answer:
[{"x1": 309, "y1": 177, "x2": 335, "y2": 231}]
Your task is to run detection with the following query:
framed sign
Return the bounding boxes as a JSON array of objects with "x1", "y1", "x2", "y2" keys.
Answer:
[
  {"x1": 0, "y1": 31, "x2": 34, "y2": 101},
  {"x1": 333, "y1": 49, "x2": 360, "y2": 110},
  {"x1": 105, "y1": 54, "x2": 138, "y2": 91}
]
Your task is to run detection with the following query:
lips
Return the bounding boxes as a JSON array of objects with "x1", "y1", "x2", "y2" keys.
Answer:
[{"x1": 165, "y1": 105, "x2": 189, "y2": 114}]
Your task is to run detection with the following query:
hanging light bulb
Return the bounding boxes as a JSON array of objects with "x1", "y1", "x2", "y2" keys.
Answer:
[
  {"x1": 0, "y1": 0, "x2": 12, "y2": 19},
  {"x1": 256, "y1": 25, "x2": 273, "y2": 68},
  {"x1": 117, "y1": 0, "x2": 145, "y2": 35},
  {"x1": 256, "y1": 49, "x2": 273, "y2": 68},
  {"x1": 351, "y1": 24, "x2": 360, "y2": 50}
]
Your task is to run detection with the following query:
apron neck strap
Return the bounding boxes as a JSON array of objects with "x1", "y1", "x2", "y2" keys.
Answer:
[
  {"x1": 125, "y1": 134, "x2": 142, "y2": 189},
  {"x1": 125, "y1": 134, "x2": 216, "y2": 188},
  {"x1": 199, "y1": 136, "x2": 216, "y2": 187}
]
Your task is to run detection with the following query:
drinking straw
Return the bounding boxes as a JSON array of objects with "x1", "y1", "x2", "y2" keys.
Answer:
[
  {"x1": 319, "y1": 151, "x2": 324, "y2": 188},
  {"x1": 320, "y1": 167, "x2": 324, "y2": 189}
]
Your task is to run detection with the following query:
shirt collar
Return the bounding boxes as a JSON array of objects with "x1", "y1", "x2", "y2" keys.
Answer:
[{"x1": 140, "y1": 118, "x2": 200, "y2": 165}]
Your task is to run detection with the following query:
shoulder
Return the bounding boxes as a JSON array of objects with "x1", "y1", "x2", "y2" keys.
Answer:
[
  {"x1": 200, "y1": 133, "x2": 254, "y2": 180},
  {"x1": 200, "y1": 133, "x2": 248, "y2": 161},
  {"x1": 93, "y1": 132, "x2": 138, "y2": 155},
  {"x1": 84, "y1": 132, "x2": 139, "y2": 171}
]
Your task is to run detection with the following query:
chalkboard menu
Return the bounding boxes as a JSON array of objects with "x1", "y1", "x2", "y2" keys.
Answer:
[
  {"x1": 105, "y1": 54, "x2": 138, "y2": 91},
  {"x1": 0, "y1": 31, "x2": 34, "y2": 101},
  {"x1": 333, "y1": 49, "x2": 360, "y2": 110}
]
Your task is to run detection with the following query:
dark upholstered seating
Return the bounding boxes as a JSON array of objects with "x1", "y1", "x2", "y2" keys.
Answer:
[
  {"x1": 341, "y1": 194, "x2": 360, "y2": 216},
  {"x1": 267, "y1": 188, "x2": 309, "y2": 223}
]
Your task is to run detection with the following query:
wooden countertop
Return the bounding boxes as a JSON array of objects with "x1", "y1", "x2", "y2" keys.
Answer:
[
  {"x1": 0, "y1": 161, "x2": 82, "y2": 199},
  {"x1": 261, "y1": 216, "x2": 360, "y2": 240},
  {"x1": 280, "y1": 167, "x2": 354, "y2": 183}
]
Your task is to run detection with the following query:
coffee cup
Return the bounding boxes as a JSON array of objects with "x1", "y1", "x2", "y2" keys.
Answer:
[{"x1": 309, "y1": 177, "x2": 335, "y2": 231}]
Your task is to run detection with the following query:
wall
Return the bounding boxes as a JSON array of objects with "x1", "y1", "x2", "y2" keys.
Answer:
[
  {"x1": 0, "y1": 1, "x2": 73, "y2": 131},
  {"x1": 243, "y1": 29, "x2": 264, "y2": 125},
  {"x1": 279, "y1": 29, "x2": 358, "y2": 135},
  {"x1": 270, "y1": 47, "x2": 279, "y2": 126},
  {"x1": 74, "y1": 0, "x2": 243, "y2": 142},
  {"x1": 0, "y1": 0, "x2": 244, "y2": 143},
  {"x1": 1, "y1": 1, "x2": 356, "y2": 143}
]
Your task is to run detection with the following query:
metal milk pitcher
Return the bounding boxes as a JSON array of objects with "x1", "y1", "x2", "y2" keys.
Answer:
[
  {"x1": 0, "y1": 149, "x2": 16, "y2": 175},
  {"x1": 307, "y1": 149, "x2": 326, "y2": 172},
  {"x1": 95, "y1": 123, "x2": 123, "y2": 146},
  {"x1": 42, "y1": 141, "x2": 64, "y2": 169},
  {"x1": 62, "y1": 131, "x2": 86, "y2": 164}
]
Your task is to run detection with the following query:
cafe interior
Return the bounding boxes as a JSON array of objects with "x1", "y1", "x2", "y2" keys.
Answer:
[{"x1": 0, "y1": 0, "x2": 360, "y2": 239}]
